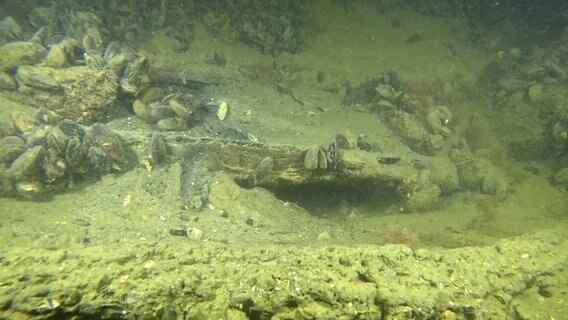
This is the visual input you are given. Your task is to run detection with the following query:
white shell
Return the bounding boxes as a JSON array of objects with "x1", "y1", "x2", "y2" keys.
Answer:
[
  {"x1": 216, "y1": 101, "x2": 228, "y2": 121},
  {"x1": 186, "y1": 227, "x2": 203, "y2": 240}
]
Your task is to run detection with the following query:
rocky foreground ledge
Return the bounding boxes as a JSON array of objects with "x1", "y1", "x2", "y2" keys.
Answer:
[{"x1": 0, "y1": 227, "x2": 565, "y2": 319}]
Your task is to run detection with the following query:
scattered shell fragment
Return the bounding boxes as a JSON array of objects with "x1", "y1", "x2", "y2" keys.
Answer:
[
  {"x1": 122, "y1": 194, "x2": 132, "y2": 207},
  {"x1": 317, "y1": 231, "x2": 331, "y2": 241},
  {"x1": 217, "y1": 101, "x2": 228, "y2": 121},
  {"x1": 186, "y1": 227, "x2": 203, "y2": 240}
]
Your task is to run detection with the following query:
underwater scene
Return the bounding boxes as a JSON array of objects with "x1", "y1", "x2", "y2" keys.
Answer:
[{"x1": 0, "y1": 0, "x2": 567, "y2": 319}]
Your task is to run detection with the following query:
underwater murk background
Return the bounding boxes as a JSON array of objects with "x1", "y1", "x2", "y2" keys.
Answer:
[{"x1": 0, "y1": 0, "x2": 567, "y2": 318}]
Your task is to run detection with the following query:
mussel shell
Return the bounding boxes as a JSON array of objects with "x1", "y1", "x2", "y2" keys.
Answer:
[
  {"x1": 120, "y1": 55, "x2": 150, "y2": 95},
  {"x1": 168, "y1": 99, "x2": 192, "y2": 120},
  {"x1": 65, "y1": 137, "x2": 86, "y2": 169},
  {"x1": 45, "y1": 126, "x2": 70, "y2": 155},
  {"x1": 4, "y1": 145, "x2": 46, "y2": 179},
  {"x1": 156, "y1": 117, "x2": 187, "y2": 131},
  {"x1": 86, "y1": 146, "x2": 113, "y2": 173},
  {"x1": 317, "y1": 148, "x2": 328, "y2": 170},
  {"x1": 0, "y1": 135, "x2": 26, "y2": 164},
  {"x1": 34, "y1": 107, "x2": 60, "y2": 125},
  {"x1": 0, "y1": 71, "x2": 17, "y2": 90},
  {"x1": 43, "y1": 150, "x2": 67, "y2": 181},
  {"x1": 0, "y1": 120, "x2": 16, "y2": 137},
  {"x1": 27, "y1": 7, "x2": 57, "y2": 29},
  {"x1": 132, "y1": 99, "x2": 156, "y2": 123},
  {"x1": 15, "y1": 65, "x2": 60, "y2": 90},
  {"x1": 45, "y1": 43, "x2": 68, "y2": 68},
  {"x1": 29, "y1": 26, "x2": 58, "y2": 47},
  {"x1": 0, "y1": 16, "x2": 23, "y2": 42},
  {"x1": 149, "y1": 132, "x2": 167, "y2": 166},
  {"x1": 11, "y1": 111, "x2": 37, "y2": 132},
  {"x1": 57, "y1": 119, "x2": 86, "y2": 139},
  {"x1": 150, "y1": 104, "x2": 176, "y2": 121},
  {"x1": 82, "y1": 27, "x2": 104, "y2": 54},
  {"x1": 0, "y1": 41, "x2": 47, "y2": 71},
  {"x1": 83, "y1": 123, "x2": 125, "y2": 165},
  {"x1": 22, "y1": 127, "x2": 50, "y2": 147},
  {"x1": 248, "y1": 156, "x2": 273, "y2": 186},
  {"x1": 14, "y1": 180, "x2": 44, "y2": 198},
  {"x1": 304, "y1": 145, "x2": 320, "y2": 170},
  {"x1": 203, "y1": 102, "x2": 220, "y2": 113}
]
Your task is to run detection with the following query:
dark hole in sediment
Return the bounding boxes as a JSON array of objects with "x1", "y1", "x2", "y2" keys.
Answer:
[{"x1": 263, "y1": 179, "x2": 404, "y2": 216}]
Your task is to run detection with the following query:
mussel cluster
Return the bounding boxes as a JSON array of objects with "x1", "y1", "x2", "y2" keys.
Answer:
[
  {"x1": 133, "y1": 91, "x2": 195, "y2": 131},
  {"x1": 0, "y1": 108, "x2": 133, "y2": 198},
  {"x1": 343, "y1": 72, "x2": 453, "y2": 155},
  {"x1": 0, "y1": 9, "x2": 150, "y2": 122},
  {"x1": 233, "y1": 15, "x2": 303, "y2": 56}
]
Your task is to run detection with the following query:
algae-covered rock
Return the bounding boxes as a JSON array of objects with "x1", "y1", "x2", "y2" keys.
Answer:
[{"x1": 16, "y1": 66, "x2": 119, "y2": 122}]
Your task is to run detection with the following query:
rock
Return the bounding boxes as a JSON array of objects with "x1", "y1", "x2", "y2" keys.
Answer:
[{"x1": 33, "y1": 66, "x2": 118, "y2": 122}]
